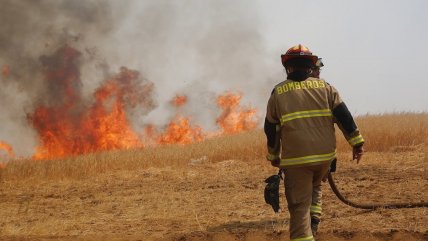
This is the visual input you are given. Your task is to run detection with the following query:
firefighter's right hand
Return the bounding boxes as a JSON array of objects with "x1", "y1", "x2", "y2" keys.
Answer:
[
  {"x1": 266, "y1": 154, "x2": 280, "y2": 167},
  {"x1": 352, "y1": 145, "x2": 364, "y2": 164}
]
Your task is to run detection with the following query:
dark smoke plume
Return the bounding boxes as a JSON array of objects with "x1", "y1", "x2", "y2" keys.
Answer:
[{"x1": 0, "y1": 0, "x2": 128, "y2": 155}]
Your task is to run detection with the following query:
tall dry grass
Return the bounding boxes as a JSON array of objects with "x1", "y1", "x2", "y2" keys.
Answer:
[
  {"x1": 336, "y1": 112, "x2": 428, "y2": 152},
  {"x1": 1, "y1": 113, "x2": 427, "y2": 181},
  {"x1": 0, "y1": 130, "x2": 265, "y2": 181}
]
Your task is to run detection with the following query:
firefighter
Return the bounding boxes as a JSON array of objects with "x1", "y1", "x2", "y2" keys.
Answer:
[{"x1": 264, "y1": 44, "x2": 364, "y2": 241}]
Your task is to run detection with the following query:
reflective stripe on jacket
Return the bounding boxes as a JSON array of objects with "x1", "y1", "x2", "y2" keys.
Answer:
[{"x1": 265, "y1": 77, "x2": 363, "y2": 167}]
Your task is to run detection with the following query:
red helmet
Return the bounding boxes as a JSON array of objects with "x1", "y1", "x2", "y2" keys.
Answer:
[{"x1": 281, "y1": 44, "x2": 318, "y2": 67}]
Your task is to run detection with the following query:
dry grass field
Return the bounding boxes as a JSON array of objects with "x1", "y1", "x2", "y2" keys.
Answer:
[{"x1": 0, "y1": 113, "x2": 427, "y2": 240}]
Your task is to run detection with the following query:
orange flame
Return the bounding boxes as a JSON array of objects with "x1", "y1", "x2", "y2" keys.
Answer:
[
  {"x1": 80, "y1": 82, "x2": 143, "y2": 153},
  {"x1": 23, "y1": 46, "x2": 259, "y2": 160},
  {"x1": 145, "y1": 95, "x2": 205, "y2": 145},
  {"x1": 171, "y1": 95, "x2": 187, "y2": 107},
  {"x1": 0, "y1": 141, "x2": 15, "y2": 158},
  {"x1": 29, "y1": 46, "x2": 154, "y2": 160},
  {"x1": 152, "y1": 92, "x2": 258, "y2": 145},
  {"x1": 216, "y1": 92, "x2": 258, "y2": 134},
  {"x1": 157, "y1": 116, "x2": 204, "y2": 144}
]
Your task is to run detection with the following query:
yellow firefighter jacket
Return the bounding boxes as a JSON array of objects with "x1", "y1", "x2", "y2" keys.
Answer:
[{"x1": 265, "y1": 77, "x2": 364, "y2": 167}]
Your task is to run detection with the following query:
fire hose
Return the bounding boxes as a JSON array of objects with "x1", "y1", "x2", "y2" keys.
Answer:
[
  {"x1": 264, "y1": 166, "x2": 428, "y2": 212},
  {"x1": 327, "y1": 172, "x2": 428, "y2": 209}
]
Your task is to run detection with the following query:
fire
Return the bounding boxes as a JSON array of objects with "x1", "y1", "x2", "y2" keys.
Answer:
[
  {"x1": 0, "y1": 141, "x2": 15, "y2": 158},
  {"x1": 28, "y1": 46, "x2": 154, "y2": 160},
  {"x1": 157, "y1": 116, "x2": 204, "y2": 144},
  {"x1": 171, "y1": 95, "x2": 187, "y2": 107},
  {"x1": 216, "y1": 92, "x2": 258, "y2": 134},
  {"x1": 146, "y1": 95, "x2": 204, "y2": 145},
  {"x1": 152, "y1": 92, "x2": 258, "y2": 145},
  {"x1": 1, "y1": 65, "x2": 11, "y2": 77},
  {"x1": 8, "y1": 46, "x2": 259, "y2": 160},
  {"x1": 82, "y1": 73, "x2": 144, "y2": 151}
]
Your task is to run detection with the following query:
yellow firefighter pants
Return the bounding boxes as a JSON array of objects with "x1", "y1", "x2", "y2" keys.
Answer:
[{"x1": 284, "y1": 161, "x2": 331, "y2": 241}]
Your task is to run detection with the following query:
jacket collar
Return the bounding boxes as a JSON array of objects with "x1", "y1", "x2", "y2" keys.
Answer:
[{"x1": 287, "y1": 70, "x2": 310, "y2": 82}]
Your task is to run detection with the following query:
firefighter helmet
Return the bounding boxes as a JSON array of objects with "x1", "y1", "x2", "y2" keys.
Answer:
[{"x1": 281, "y1": 44, "x2": 318, "y2": 68}]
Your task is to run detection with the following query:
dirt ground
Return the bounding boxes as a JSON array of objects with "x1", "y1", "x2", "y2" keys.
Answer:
[{"x1": 0, "y1": 150, "x2": 427, "y2": 240}]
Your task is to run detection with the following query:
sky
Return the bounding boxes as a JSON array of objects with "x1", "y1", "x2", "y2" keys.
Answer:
[
  {"x1": 107, "y1": 0, "x2": 428, "y2": 114},
  {"x1": 256, "y1": 0, "x2": 428, "y2": 113},
  {"x1": 0, "y1": 0, "x2": 427, "y2": 156}
]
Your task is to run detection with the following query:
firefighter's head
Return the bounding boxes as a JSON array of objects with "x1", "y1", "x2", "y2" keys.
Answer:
[
  {"x1": 311, "y1": 58, "x2": 324, "y2": 78},
  {"x1": 281, "y1": 44, "x2": 318, "y2": 75}
]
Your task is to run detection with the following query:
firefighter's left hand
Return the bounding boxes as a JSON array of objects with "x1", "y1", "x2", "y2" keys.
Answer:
[
  {"x1": 352, "y1": 145, "x2": 364, "y2": 164},
  {"x1": 270, "y1": 158, "x2": 280, "y2": 167}
]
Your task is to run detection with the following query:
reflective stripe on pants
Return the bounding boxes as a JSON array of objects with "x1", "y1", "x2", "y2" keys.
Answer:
[{"x1": 291, "y1": 235, "x2": 315, "y2": 241}]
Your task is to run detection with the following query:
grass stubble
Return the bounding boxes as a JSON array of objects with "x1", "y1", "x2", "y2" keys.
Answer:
[{"x1": 0, "y1": 112, "x2": 427, "y2": 239}]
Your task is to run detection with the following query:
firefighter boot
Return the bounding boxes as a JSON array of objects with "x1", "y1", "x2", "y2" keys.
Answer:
[{"x1": 311, "y1": 217, "x2": 320, "y2": 236}]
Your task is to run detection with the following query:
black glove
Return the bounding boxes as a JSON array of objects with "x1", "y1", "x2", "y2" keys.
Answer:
[
  {"x1": 264, "y1": 174, "x2": 281, "y2": 213},
  {"x1": 330, "y1": 158, "x2": 337, "y2": 173}
]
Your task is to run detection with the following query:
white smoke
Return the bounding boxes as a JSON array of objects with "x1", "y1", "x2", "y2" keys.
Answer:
[{"x1": 0, "y1": 0, "x2": 281, "y2": 156}]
